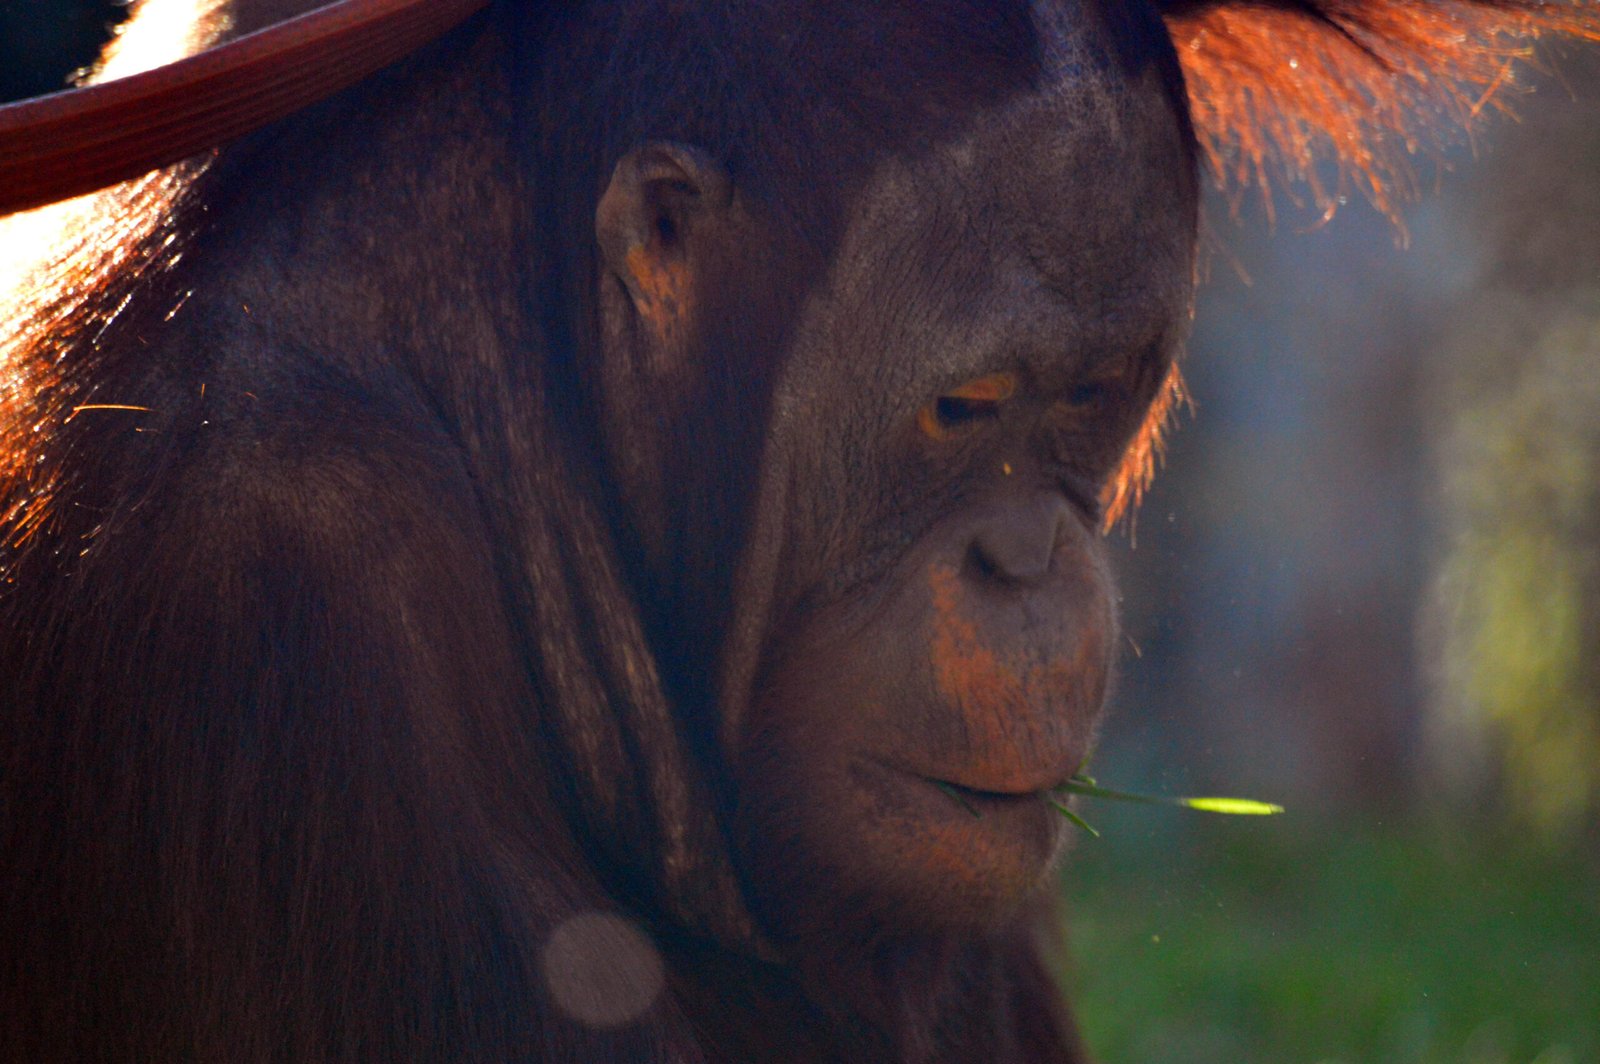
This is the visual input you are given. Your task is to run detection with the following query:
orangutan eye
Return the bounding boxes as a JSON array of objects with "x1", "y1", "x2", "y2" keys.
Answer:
[{"x1": 918, "y1": 372, "x2": 1017, "y2": 440}]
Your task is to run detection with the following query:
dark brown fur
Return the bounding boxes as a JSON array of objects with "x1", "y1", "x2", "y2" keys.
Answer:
[{"x1": 0, "y1": 1, "x2": 1594, "y2": 1061}]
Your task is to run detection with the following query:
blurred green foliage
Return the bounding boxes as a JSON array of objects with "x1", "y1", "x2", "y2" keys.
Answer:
[
  {"x1": 1062, "y1": 812, "x2": 1600, "y2": 1064},
  {"x1": 1432, "y1": 298, "x2": 1600, "y2": 840}
]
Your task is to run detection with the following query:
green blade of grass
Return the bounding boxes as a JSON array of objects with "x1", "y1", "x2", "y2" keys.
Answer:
[
  {"x1": 1175, "y1": 796, "x2": 1286, "y2": 815},
  {"x1": 1058, "y1": 776, "x2": 1283, "y2": 816},
  {"x1": 934, "y1": 780, "x2": 981, "y2": 819},
  {"x1": 1047, "y1": 795, "x2": 1101, "y2": 838}
]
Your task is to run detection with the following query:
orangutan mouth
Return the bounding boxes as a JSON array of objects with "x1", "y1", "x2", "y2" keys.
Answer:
[{"x1": 925, "y1": 777, "x2": 1053, "y2": 819}]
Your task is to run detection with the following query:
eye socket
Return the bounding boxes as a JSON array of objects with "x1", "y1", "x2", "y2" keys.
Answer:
[
  {"x1": 1066, "y1": 380, "x2": 1109, "y2": 408},
  {"x1": 917, "y1": 372, "x2": 1017, "y2": 440}
]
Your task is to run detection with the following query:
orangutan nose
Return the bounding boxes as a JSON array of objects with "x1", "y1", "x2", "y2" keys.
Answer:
[{"x1": 968, "y1": 492, "x2": 1073, "y2": 585}]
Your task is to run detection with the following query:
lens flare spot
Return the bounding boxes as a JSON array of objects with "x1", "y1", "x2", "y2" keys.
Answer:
[{"x1": 540, "y1": 911, "x2": 665, "y2": 1029}]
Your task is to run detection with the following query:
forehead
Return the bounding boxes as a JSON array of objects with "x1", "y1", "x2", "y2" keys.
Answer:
[{"x1": 817, "y1": 73, "x2": 1197, "y2": 388}]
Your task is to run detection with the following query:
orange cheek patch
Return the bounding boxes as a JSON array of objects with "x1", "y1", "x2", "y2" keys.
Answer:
[{"x1": 623, "y1": 244, "x2": 692, "y2": 340}]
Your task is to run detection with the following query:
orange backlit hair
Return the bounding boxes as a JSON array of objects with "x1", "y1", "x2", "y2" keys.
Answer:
[
  {"x1": 1098, "y1": 0, "x2": 1600, "y2": 530},
  {"x1": 0, "y1": 0, "x2": 222, "y2": 563},
  {"x1": 1164, "y1": 0, "x2": 1600, "y2": 224},
  {"x1": 1101, "y1": 361, "x2": 1189, "y2": 531}
]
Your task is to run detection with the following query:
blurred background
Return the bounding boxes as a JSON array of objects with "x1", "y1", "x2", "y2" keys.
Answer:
[
  {"x1": 3, "y1": 5, "x2": 1597, "y2": 1062},
  {"x1": 1080, "y1": 44, "x2": 1600, "y2": 1064}
]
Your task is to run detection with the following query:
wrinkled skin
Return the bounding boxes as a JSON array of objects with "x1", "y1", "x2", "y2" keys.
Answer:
[
  {"x1": 728, "y1": 93, "x2": 1193, "y2": 942},
  {"x1": 0, "y1": 0, "x2": 1193, "y2": 1059}
]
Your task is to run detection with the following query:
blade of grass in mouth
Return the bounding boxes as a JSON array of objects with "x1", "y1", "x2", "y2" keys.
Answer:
[
  {"x1": 1046, "y1": 795, "x2": 1100, "y2": 837},
  {"x1": 933, "y1": 780, "x2": 982, "y2": 819},
  {"x1": 1056, "y1": 775, "x2": 1284, "y2": 816},
  {"x1": 935, "y1": 773, "x2": 1283, "y2": 836}
]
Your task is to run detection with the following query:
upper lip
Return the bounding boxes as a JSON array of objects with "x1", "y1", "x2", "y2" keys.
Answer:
[
  {"x1": 936, "y1": 776, "x2": 1060, "y2": 799},
  {"x1": 891, "y1": 761, "x2": 1078, "y2": 798}
]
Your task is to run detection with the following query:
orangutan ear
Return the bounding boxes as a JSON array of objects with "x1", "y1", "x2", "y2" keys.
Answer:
[
  {"x1": 595, "y1": 141, "x2": 733, "y2": 347},
  {"x1": 1159, "y1": 0, "x2": 1600, "y2": 222}
]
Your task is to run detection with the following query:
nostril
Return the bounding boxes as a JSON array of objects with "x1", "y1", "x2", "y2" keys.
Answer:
[{"x1": 968, "y1": 493, "x2": 1071, "y2": 585}]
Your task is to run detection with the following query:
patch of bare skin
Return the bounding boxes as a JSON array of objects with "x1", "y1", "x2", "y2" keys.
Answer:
[
  {"x1": 925, "y1": 562, "x2": 1087, "y2": 790},
  {"x1": 624, "y1": 243, "x2": 691, "y2": 347}
]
